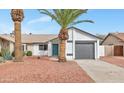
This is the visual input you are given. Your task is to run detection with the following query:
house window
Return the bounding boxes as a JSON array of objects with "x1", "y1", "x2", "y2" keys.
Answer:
[
  {"x1": 44, "y1": 45, "x2": 48, "y2": 50},
  {"x1": 39, "y1": 44, "x2": 48, "y2": 50},
  {"x1": 39, "y1": 45, "x2": 44, "y2": 50}
]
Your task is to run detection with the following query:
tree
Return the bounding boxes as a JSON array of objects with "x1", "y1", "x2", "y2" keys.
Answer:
[
  {"x1": 11, "y1": 9, "x2": 24, "y2": 62},
  {"x1": 39, "y1": 9, "x2": 94, "y2": 62}
]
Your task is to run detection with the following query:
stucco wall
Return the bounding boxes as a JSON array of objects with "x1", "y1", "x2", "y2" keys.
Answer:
[
  {"x1": 49, "y1": 28, "x2": 100, "y2": 60},
  {"x1": 99, "y1": 45, "x2": 105, "y2": 57},
  {"x1": 33, "y1": 44, "x2": 48, "y2": 56},
  {"x1": 0, "y1": 38, "x2": 11, "y2": 52},
  {"x1": 48, "y1": 42, "x2": 52, "y2": 56},
  {"x1": 102, "y1": 35, "x2": 124, "y2": 56},
  {"x1": 102, "y1": 35, "x2": 124, "y2": 45},
  {"x1": 27, "y1": 44, "x2": 33, "y2": 52},
  {"x1": 74, "y1": 30, "x2": 97, "y2": 41},
  {"x1": 66, "y1": 28, "x2": 100, "y2": 60}
]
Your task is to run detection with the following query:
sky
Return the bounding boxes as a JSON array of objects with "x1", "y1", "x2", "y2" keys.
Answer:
[{"x1": 0, "y1": 9, "x2": 124, "y2": 35}]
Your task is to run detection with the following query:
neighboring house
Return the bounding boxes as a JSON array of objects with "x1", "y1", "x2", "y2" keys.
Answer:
[
  {"x1": 0, "y1": 27, "x2": 101, "y2": 60},
  {"x1": 101, "y1": 33, "x2": 124, "y2": 56},
  {"x1": 0, "y1": 34, "x2": 14, "y2": 53}
]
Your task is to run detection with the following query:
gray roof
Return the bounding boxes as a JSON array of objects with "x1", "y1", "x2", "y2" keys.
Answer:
[
  {"x1": 0, "y1": 27, "x2": 100, "y2": 43},
  {"x1": 0, "y1": 34, "x2": 57, "y2": 43}
]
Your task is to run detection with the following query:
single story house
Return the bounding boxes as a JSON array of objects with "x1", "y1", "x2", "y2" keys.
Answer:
[
  {"x1": 0, "y1": 27, "x2": 101, "y2": 60},
  {"x1": 101, "y1": 33, "x2": 124, "y2": 56}
]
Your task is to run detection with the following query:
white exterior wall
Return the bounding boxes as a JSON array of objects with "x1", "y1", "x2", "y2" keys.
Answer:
[
  {"x1": 99, "y1": 45, "x2": 105, "y2": 57},
  {"x1": 66, "y1": 28, "x2": 100, "y2": 60},
  {"x1": 30, "y1": 28, "x2": 100, "y2": 60},
  {"x1": 96, "y1": 40, "x2": 100, "y2": 59},
  {"x1": 66, "y1": 29, "x2": 74, "y2": 60},
  {"x1": 48, "y1": 42, "x2": 52, "y2": 56},
  {"x1": 33, "y1": 44, "x2": 39, "y2": 55},
  {"x1": 66, "y1": 41, "x2": 73, "y2": 60},
  {"x1": 33, "y1": 44, "x2": 48, "y2": 56}
]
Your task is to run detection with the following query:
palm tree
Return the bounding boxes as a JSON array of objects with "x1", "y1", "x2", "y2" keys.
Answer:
[
  {"x1": 39, "y1": 9, "x2": 94, "y2": 62},
  {"x1": 11, "y1": 9, "x2": 24, "y2": 62}
]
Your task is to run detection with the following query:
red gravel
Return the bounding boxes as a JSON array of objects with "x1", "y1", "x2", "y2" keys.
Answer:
[
  {"x1": 101, "y1": 56, "x2": 124, "y2": 68},
  {"x1": 0, "y1": 57, "x2": 94, "y2": 83}
]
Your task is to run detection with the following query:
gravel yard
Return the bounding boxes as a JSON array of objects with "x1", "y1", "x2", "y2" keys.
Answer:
[
  {"x1": 0, "y1": 57, "x2": 93, "y2": 83},
  {"x1": 101, "y1": 56, "x2": 124, "y2": 68}
]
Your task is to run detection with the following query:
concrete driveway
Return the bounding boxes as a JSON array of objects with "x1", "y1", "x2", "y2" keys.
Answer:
[{"x1": 76, "y1": 60, "x2": 124, "y2": 83}]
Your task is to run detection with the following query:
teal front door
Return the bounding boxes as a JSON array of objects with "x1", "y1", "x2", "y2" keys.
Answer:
[{"x1": 52, "y1": 44, "x2": 59, "y2": 56}]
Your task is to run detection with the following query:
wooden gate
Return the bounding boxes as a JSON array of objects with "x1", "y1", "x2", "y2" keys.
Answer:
[{"x1": 114, "y1": 46, "x2": 123, "y2": 56}]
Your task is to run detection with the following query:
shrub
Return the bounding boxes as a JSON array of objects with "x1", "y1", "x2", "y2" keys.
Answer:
[
  {"x1": 12, "y1": 51, "x2": 15, "y2": 57},
  {"x1": 26, "y1": 51, "x2": 32, "y2": 56},
  {"x1": 0, "y1": 57, "x2": 5, "y2": 63},
  {"x1": 1, "y1": 48, "x2": 13, "y2": 60},
  {"x1": 0, "y1": 52, "x2": 2, "y2": 56},
  {"x1": 23, "y1": 51, "x2": 26, "y2": 56}
]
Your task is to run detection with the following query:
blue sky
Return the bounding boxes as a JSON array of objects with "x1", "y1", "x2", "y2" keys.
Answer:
[{"x1": 0, "y1": 9, "x2": 124, "y2": 35}]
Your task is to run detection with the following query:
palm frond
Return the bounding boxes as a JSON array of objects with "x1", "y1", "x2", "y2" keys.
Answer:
[
  {"x1": 38, "y1": 9, "x2": 94, "y2": 28},
  {"x1": 38, "y1": 9, "x2": 62, "y2": 26},
  {"x1": 71, "y1": 20, "x2": 94, "y2": 26}
]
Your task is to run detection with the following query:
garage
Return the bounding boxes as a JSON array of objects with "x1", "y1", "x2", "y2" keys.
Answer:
[{"x1": 75, "y1": 41, "x2": 95, "y2": 59}]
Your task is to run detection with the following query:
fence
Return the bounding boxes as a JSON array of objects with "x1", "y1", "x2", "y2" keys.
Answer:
[{"x1": 99, "y1": 45, "x2": 114, "y2": 57}]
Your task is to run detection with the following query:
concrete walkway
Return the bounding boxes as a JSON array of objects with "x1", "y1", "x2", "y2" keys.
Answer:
[{"x1": 76, "y1": 60, "x2": 124, "y2": 83}]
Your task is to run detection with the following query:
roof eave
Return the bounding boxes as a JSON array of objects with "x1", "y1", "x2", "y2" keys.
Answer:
[{"x1": 68, "y1": 26, "x2": 101, "y2": 40}]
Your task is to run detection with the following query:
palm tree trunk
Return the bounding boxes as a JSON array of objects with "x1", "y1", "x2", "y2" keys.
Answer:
[
  {"x1": 59, "y1": 40, "x2": 66, "y2": 62},
  {"x1": 14, "y1": 21, "x2": 23, "y2": 62},
  {"x1": 58, "y1": 28, "x2": 68, "y2": 62}
]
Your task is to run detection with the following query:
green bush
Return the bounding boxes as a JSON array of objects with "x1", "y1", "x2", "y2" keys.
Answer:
[
  {"x1": 1, "y1": 48, "x2": 13, "y2": 60},
  {"x1": 26, "y1": 51, "x2": 32, "y2": 56},
  {"x1": 23, "y1": 51, "x2": 26, "y2": 56}
]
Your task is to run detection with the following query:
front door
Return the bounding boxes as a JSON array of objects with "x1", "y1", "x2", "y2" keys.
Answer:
[{"x1": 52, "y1": 44, "x2": 59, "y2": 56}]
